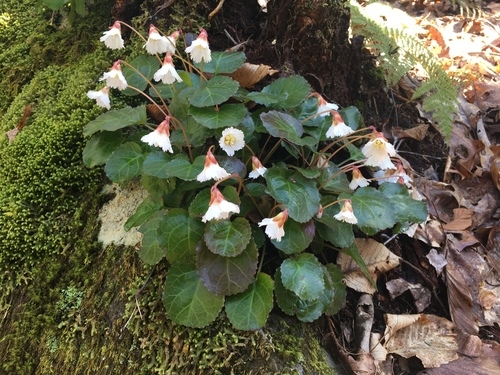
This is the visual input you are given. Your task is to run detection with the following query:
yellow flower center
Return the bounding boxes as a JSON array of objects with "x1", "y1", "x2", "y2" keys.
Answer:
[
  {"x1": 374, "y1": 139, "x2": 384, "y2": 149},
  {"x1": 224, "y1": 134, "x2": 236, "y2": 146}
]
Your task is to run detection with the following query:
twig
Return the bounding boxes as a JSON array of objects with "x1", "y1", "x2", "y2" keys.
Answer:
[{"x1": 208, "y1": 0, "x2": 225, "y2": 21}]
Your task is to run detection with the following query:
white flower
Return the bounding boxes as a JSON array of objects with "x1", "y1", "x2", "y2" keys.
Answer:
[
  {"x1": 325, "y1": 110, "x2": 353, "y2": 138},
  {"x1": 100, "y1": 21, "x2": 124, "y2": 50},
  {"x1": 219, "y1": 127, "x2": 245, "y2": 156},
  {"x1": 316, "y1": 205, "x2": 324, "y2": 219},
  {"x1": 185, "y1": 28, "x2": 212, "y2": 63},
  {"x1": 86, "y1": 86, "x2": 111, "y2": 109},
  {"x1": 197, "y1": 149, "x2": 231, "y2": 182},
  {"x1": 165, "y1": 31, "x2": 180, "y2": 54},
  {"x1": 99, "y1": 61, "x2": 128, "y2": 90},
  {"x1": 248, "y1": 156, "x2": 267, "y2": 178},
  {"x1": 258, "y1": 210, "x2": 288, "y2": 242},
  {"x1": 361, "y1": 132, "x2": 396, "y2": 170},
  {"x1": 334, "y1": 200, "x2": 358, "y2": 224},
  {"x1": 202, "y1": 186, "x2": 240, "y2": 222},
  {"x1": 153, "y1": 53, "x2": 183, "y2": 84},
  {"x1": 373, "y1": 163, "x2": 413, "y2": 187},
  {"x1": 141, "y1": 117, "x2": 173, "y2": 153},
  {"x1": 349, "y1": 167, "x2": 370, "y2": 190},
  {"x1": 315, "y1": 93, "x2": 339, "y2": 117},
  {"x1": 144, "y1": 24, "x2": 171, "y2": 55}
]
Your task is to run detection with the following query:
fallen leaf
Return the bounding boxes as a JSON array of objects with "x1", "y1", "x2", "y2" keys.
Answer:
[
  {"x1": 442, "y1": 208, "x2": 473, "y2": 232},
  {"x1": 426, "y1": 248, "x2": 447, "y2": 276},
  {"x1": 337, "y1": 238, "x2": 400, "y2": 294},
  {"x1": 386, "y1": 278, "x2": 432, "y2": 312},
  {"x1": 230, "y1": 63, "x2": 278, "y2": 88},
  {"x1": 392, "y1": 124, "x2": 429, "y2": 142},
  {"x1": 384, "y1": 314, "x2": 458, "y2": 368}
]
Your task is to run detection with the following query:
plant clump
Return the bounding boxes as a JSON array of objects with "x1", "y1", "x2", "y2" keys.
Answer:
[{"x1": 84, "y1": 20, "x2": 428, "y2": 331}]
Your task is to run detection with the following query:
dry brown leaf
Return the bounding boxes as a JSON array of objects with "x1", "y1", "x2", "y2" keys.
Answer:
[
  {"x1": 490, "y1": 156, "x2": 500, "y2": 191},
  {"x1": 445, "y1": 242, "x2": 485, "y2": 334},
  {"x1": 384, "y1": 314, "x2": 459, "y2": 368},
  {"x1": 386, "y1": 278, "x2": 432, "y2": 312},
  {"x1": 229, "y1": 62, "x2": 278, "y2": 88},
  {"x1": 392, "y1": 124, "x2": 429, "y2": 142},
  {"x1": 442, "y1": 208, "x2": 473, "y2": 232},
  {"x1": 417, "y1": 338, "x2": 500, "y2": 375},
  {"x1": 426, "y1": 248, "x2": 447, "y2": 276},
  {"x1": 337, "y1": 238, "x2": 400, "y2": 294},
  {"x1": 415, "y1": 219, "x2": 446, "y2": 248},
  {"x1": 427, "y1": 25, "x2": 449, "y2": 58},
  {"x1": 473, "y1": 81, "x2": 500, "y2": 110}
]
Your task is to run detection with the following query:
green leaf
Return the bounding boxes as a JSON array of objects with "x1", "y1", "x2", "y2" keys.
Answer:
[
  {"x1": 138, "y1": 214, "x2": 166, "y2": 265},
  {"x1": 104, "y1": 142, "x2": 145, "y2": 182},
  {"x1": 125, "y1": 195, "x2": 163, "y2": 231},
  {"x1": 74, "y1": 0, "x2": 86, "y2": 14},
  {"x1": 199, "y1": 51, "x2": 246, "y2": 74},
  {"x1": 164, "y1": 154, "x2": 205, "y2": 181},
  {"x1": 318, "y1": 161, "x2": 351, "y2": 193},
  {"x1": 246, "y1": 92, "x2": 287, "y2": 106},
  {"x1": 339, "y1": 106, "x2": 362, "y2": 131},
  {"x1": 265, "y1": 166, "x2": 321, "y2": 223},
  {"x1": 142, "y1": 151, "x2": 173, "y2": 178},
  {"x1": 163, "y1": 260, "x2": 224, "y2": 328},
  {"x1": 323, "y1": 264, "x2": 347, "y2": 315},
  {"x1": 189, "y1": 186, "x2": 240, "y2": 218},
  {"x1": 271, "y1": 219, "x2": 315, "y2": 254},
  {"x1": 188, "y1": 76, "x2": 239, "y2": 107},
  {"x1": 83, "y1": 106, "x2": 147, "y2": 137},
  {"x1": 379, "y1": 183, "x2": 428, "y2": 223},
  {"x1": 158, "y1": 208, "x2": 204, "y2": 263},
  {"x1": 83, "y1": 130, "x2": 123, "y2": 168},
  {"x1": 262, "y1": 75, "x2": 310, "y2": 108},
  {"x1": 316, "y1": 216, "x2": 354, "y2": 249},
  {"x1": 349, "y1": 187, "x2": 396, "y2": 232},
  {"x1": 260, "y1": 111, "x2": 305, "y2": 145},
  {"x1": 204, "y1": 217, "x2": 252, "y2": 257},
  {"x1": 122, "y1": 55, "x2": 159, "y2": 96},
  {"x1": 280, "y1": 253, "x2": 325, "y2": 301},
  {"x1": 197, "y1": 240, "x2": 258, "y2": 295},
  {"x1": 42, "y1": 0, "x2": 68, "y2": 10},
  {"x1": 274, "y1": 268, "x2": 322, "y2": 322},
  {"x1": 189, "y1": 104, "x2": 247, "y2": 129},
  {"x1": 225, "y1": 272, "x2": 274, "y2": 330},
  {"x1": 140, "y1": 174, "x2": 175, "y2": 200}
]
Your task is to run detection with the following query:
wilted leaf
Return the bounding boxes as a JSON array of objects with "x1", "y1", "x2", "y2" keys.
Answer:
[
  {"x1": 386, "y1": 278, "x2": 432, "y2": 313},
  {"x1": 338, "y1": 238, "x2": 400, "y2": 294}
]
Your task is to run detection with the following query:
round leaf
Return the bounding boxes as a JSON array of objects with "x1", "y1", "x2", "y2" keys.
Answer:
[
  {"x1": 122, "y1": 55, "x2": 159, "y2": 96},
  {"x1": 142, "y1": 151, "x2": 173, "y2": 178},
  {"x1": 83, "y1": 130, "x2": 123, "y2": 168},
  {"x1": 225, "y1": 272, "x2": 274, "y2": 330},
  {"x1": 189, "y1": 103, "x2": 247, "y2": 129},
  {"x1": 272, "y1": 219, "x2": 315, "y2": 254},
  {"x1": 197, "y1": 240, "x2": 258, "y2": 295},
  {"x1": 204, "y1": 217, "x2": 252, "y2": 257},
  {"x1": 265, "y1": 166, "x2": 321, "y2": 223},
  {"x1": 199, "y1": 51, "x2": 246, "y2": 74},
  {"x1": 138, "y1": 214, "x2": 166, "y2": 265},
  {"x1": 262, "y1": 75, "x2": 310, "y2": 108},
  {"x1": 188, "y1": 76, "x2": 239, "y2": 107},
  {"x1": 83, "y1": 106, "x2": 147, "y2": 137},
  {"x1": 260, "y1": 111, "x2": 307, "y2": 145},
  {"x1": 158, "y1": 208, "x2": 205, "y2": 264},
  {"x1": 280, "y1": 253, "x2": 325, "y2": 301},
  {"x1": 104, "y1": 142, "x2": 145, "y2": 182},
  {"x1": 349, "y1": 187, "x2": 396, "y2": 232},
  {"x1": 163, "y1": 260, "x2": 224, "y2": 328}
]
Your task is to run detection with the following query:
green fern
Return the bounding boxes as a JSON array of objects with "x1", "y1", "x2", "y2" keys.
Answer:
[{"x1": 350, "y1": 2, "x2": 457, "y2": 141}]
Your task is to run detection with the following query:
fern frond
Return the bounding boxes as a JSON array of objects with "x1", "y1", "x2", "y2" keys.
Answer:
[{"x1": 350, "y1": 1, "x2": 457, "y2": 141}]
